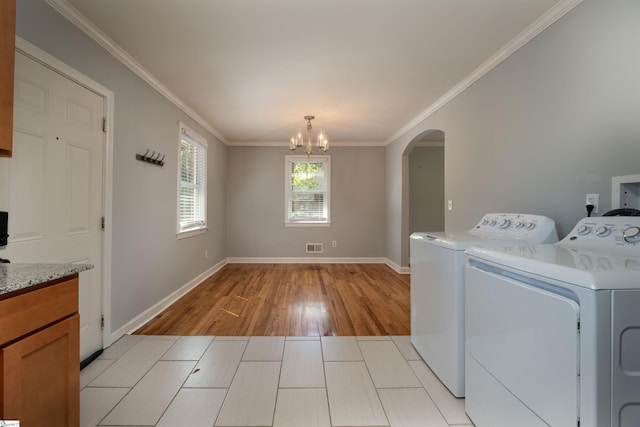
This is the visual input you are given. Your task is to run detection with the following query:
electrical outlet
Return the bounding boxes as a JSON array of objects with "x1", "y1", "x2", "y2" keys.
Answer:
[
  {"x1": 447, "y1": 200, "x2": 453, "y2": 211},
  {"x1": 586, "y1": 193, "x2": 599, "y2": 214},
  {"x1": 332, "y1": 240, "x2": 337, "y2": 248}
]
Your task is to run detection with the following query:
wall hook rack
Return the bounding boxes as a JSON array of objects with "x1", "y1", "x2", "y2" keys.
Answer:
[{"x1": 136, "y1": 149, "x2": 165, "y2": 166}]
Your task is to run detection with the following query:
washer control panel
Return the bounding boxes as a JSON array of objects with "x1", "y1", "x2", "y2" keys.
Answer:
[
  {"x1": 564, "y1": 217, "x2": 640, "y2": 248},
  {"x1": 472, "y1": 213, "x2": 558, "y2": 244}
]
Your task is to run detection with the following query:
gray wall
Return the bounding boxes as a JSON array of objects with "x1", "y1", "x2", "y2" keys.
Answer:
[
  {"x1": 14, "y1": 0, "x2": 640, "y2": 326},
  {"x1": 387, "y1": 0, "x2": 640, "y2": 267},
  {"x1": 409, "y1": 146, "x2": 445, "y2": 233},
  {"x1": 16, "y1": 0, "x2": 228, "y2": 332},
  {"x1": 227, "y1": 146, "x2": 386, "y2": 258}
]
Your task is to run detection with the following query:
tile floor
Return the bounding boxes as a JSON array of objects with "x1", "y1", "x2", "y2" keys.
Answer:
[{"x1": 81, "y1": 335, "x2": 474, "y2": 427}]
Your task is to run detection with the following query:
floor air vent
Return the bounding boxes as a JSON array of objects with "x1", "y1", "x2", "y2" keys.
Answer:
[{"x1": 306, "y1": 243, "x2": 323, "y2": 254}]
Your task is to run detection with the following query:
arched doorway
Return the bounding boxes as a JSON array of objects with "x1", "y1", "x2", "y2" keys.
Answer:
[{"x1": 401, "y1": 130, "x2": 444, "y2": 267}]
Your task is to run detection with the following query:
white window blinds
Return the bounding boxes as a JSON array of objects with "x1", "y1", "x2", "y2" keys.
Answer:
[
  {"x1": 286, "y1": 155, "x2": 331, "y2": 225},
  {"x1": 178, "y1": 123, "x2": 207, "y2": 235}
]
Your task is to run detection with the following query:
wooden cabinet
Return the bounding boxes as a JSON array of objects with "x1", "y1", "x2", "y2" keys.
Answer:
[
  {"x1": 0, "y1": 276, "x2": 80, "y2": 427},
  {"x1": 0, "y1": 0, "x2": 16, "y2": 157}
]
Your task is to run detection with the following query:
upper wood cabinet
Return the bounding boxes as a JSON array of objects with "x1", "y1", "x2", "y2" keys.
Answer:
[{"x1": 0, "y1": 0, "x2": 16, "y2": 157}]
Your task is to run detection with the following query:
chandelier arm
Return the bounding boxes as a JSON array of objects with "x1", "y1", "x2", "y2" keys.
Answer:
[{"x1": 290, "y1": 115, "x2": 328, "y2": 155}]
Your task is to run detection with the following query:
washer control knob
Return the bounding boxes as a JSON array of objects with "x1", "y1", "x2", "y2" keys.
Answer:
[
  {"x1": 623, "y1": 226, "x2": 640, "y2": 243},
  {"x1": 577, "y1": 225, "x2": 591, "y2": 235},
  {"x1": 499, "y1": 219, "x2": 511, "y2": 229},
  {"x1": 596, "y1": 226, "x2": 611, "y2": 237},
  {"x1": 515, "y1": 222, "x2": 525, "y2": 229},
  {"x1": 482, "y1": 219, "x2": 490, "y2": 225},
  {"x1": 489, "y1": 220, "x2": 497, "y2": 226},
  {"x1": 526, "y1": 222, "x2": 536, "y2": 230}
]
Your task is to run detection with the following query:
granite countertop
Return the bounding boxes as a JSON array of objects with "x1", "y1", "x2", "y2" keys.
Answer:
[{"x1": 0, "y1": 263, "x2": 94, "y2": 297}]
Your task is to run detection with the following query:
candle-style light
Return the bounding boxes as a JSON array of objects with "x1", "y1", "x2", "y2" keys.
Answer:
[{"x1": 289, "y1": 116, "x2": 329, "y2": 155}]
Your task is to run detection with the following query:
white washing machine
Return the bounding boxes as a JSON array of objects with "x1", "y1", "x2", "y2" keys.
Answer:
[
  {"x1": 409, "y1": 213, "x2": 558, "y2": 397},
  {"x1": 465, "y1": 216, "x2": 640, "y2": 427}
]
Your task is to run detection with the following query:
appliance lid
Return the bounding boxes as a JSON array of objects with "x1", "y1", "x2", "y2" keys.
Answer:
[
  {"x1": 466, "y1": 244, "x2": 640, "y2": 290},
  {"x1": 410, "y1": 231, "x2": 526, "y2": 251},
  {"x1": 409, "y1": 213, "x2": 558, "y2": 251}
]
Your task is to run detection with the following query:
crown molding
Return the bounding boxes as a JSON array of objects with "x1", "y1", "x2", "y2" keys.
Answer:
[
  {"x1": 44, "y1": 0, "x2": 581, "y2": 149},
  {"x1": 386, "y1": 0, "x2": 583, "y2": 145},
  {"x1": 44, "y1": 0, "x2": 228, "y2": 145}
]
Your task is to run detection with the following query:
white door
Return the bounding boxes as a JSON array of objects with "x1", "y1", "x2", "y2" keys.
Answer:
[
  {"x1": 465, "y1": 265, "x2": 579, "y2": 427},
  {"x1": 0, "y1": 51, "x2": 104, "y2": 361}
]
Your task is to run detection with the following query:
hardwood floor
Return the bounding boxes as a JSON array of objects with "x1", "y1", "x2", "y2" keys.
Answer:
[{"x1": 134, "y1": 263, "x2": 410, "y2": 336}]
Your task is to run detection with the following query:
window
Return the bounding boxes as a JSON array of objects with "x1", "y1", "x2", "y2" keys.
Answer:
[
  {"x1": 285, "y1": 155, "x2": 331, "y2": 226},
  {"x1": 177, "y1": 123, "x2": 207, "y2": 238}
]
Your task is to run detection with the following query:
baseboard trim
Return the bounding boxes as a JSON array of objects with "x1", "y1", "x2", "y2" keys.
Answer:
[
  {"x1": 110, "y1": 259, "x2": 228, "y2": 343},
  {"x1": 384, "y1": 259, "x2": 410, "y2": 274},
  {"x1": 226, "y1": 256, "x2": 387, "y2": 264},
  {"x1": 227, "y1": 256, "x2": 410, "y2": 274}
]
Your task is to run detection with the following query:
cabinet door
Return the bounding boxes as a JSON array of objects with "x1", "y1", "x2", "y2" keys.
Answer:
[
  {"x1": 0, "y1": 314, "x2": 79, "y2": 427},
  {"x1": 0, "y1": 0, "x2": 15, "y2": 156}
]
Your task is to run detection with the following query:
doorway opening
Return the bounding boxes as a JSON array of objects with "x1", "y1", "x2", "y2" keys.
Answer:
[{"x1": 402, "y1": 129, "x2": 445, "y2": 267}]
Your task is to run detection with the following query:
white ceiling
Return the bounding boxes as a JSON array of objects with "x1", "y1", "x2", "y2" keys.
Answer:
[{"x1": 59, "y1": 0, "x2": 565, "y2": 145}]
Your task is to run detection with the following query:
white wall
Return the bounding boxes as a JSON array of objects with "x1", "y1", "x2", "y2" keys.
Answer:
[
  {"x1": 386, "y1": 0, "x2": 640, "y2": 267},
  {"x1": 15, "y1": 0, "x2": 228, "y2": 333}
]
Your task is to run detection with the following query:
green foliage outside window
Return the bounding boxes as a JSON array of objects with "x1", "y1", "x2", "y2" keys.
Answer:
[{"x1": 291, "y1": 162, "x2": 324, "y2": 190}]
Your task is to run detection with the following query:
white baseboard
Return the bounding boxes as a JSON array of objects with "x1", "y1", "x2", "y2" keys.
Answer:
[
  {"x1": 226, "y1": 256, "x2": 411, "y2": 273},
  {"x1": 385, "y1": 259, "x2": 410, "y2": 274},
  {"x1": 110, "y1": 259, "x2": 227, "y2": 343},
  {"x1": 226, "y1": 256, "x2": 387, "y2": 264}
]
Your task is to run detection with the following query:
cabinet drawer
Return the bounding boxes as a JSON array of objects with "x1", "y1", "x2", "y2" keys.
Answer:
[{"x1": 0, "y1": 277, "x2": 78, "y2": 345}]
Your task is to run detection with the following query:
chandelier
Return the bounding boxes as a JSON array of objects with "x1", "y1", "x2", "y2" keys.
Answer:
[{"x1": 289, "y1": 115, "x2": 329, "y2": 155}]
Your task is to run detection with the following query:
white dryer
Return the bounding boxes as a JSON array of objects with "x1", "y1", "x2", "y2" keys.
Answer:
[
  {"x1": 465, "y1": 216, "x2": 640, "y2": 427},
  {"x1": 409, "y1": 213, "x2": 558, "y2": 397}
]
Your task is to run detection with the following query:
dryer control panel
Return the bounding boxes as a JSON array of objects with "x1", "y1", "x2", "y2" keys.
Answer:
[{"x1": 564, "y1": 217, "x2": 640, "y2": 249}]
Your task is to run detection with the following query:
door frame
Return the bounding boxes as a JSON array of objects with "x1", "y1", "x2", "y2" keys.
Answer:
[{"x1": 16, "y1": 36, "x2": 115, "y2": 349}]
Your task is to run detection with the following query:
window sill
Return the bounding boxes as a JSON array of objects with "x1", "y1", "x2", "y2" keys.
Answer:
[
  {"x1": 284, "y1": 222, "x2": 331, "y2": 228},
  {"x1": 177, "y1": 227, "x2": 208, "y2": 239}
]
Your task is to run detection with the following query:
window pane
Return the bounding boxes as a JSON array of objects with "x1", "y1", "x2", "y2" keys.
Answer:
[
  {"x1": 178, "y1": 124, "x2": 207, "y2": 234},
  {"x1": 291, "y1": 162, "x2": 325, "y2": 191},
  {"x1": 291, "y1": 193, "x2": 325, "y2": 219},
  {"x1": 286, "y1": 157, "x2": 329, "y2": 223}
]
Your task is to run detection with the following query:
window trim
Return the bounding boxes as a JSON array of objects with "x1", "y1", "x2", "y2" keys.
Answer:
[
  {"x1": 177, "y1": 122, "x2": 208, "y2": 239},
  {"x1": 285, "y1": 155, "x2": 331, "y2": 227}
]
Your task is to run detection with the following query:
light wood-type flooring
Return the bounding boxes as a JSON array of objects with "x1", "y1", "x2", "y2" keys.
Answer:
[
  {"x1": 135, "y1": 263, "x2": 410, "y2": 336},
  {"x1": 82, "y1": 335, "x2": 473, "y2": 426}
]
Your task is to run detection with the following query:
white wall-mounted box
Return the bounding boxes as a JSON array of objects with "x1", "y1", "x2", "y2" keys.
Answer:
[{"x1": 612, "y1": 174, "x2": 640, "y2": 210}]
